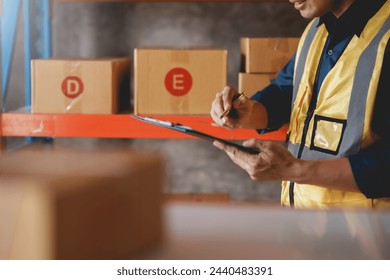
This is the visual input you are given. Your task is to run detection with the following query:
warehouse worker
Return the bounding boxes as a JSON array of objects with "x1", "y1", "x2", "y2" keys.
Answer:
[{"x1": 210, "y1": 0, "x2": 390, "y2": 208}]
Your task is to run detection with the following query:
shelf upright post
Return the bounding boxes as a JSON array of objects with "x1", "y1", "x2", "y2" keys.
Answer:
[
  {"x1": 0, "y1": 0, "x2": 3, "y2": 111},
  {"x1": 22, "y1": 0, "x2": 33, "y2": 146},
  {"x1": 23, "y1": 0, "x2": 31, "y2": 110},
  {"x1": 1, "y1": 0, "x2": 22, "y2": 151},
  {"x1": 41, "y1": 0, "x2": 52, "y2": 59},
  {"x1": 1, "y1": 0, "x2": 21, "y2": 111},
  {"x1": 0, "y1": 0, "x2": 3, "y2": 151}
]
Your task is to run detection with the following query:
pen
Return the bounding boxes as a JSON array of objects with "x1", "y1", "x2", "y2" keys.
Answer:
[
  {"x1": 143, "y1": 117, "x2": 174, "y2": 127},
  {"x1": 219, "y1": 91, "x2": 245, "y2": 119}
]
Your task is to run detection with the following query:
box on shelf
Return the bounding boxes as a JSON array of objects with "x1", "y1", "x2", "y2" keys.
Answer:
[
  {"x1": 31, "y1": 58, "x2": 131, "y2": 114},
  {"x1": 134, "y1": 48, "x2": 227, "y2": 114},
  {"x1": 238, "y1": 72, "x2": 277, "y2": 97},
  {"x1": 0, "y1": 147, "x2": 164, "y2": 260},
  {"x1": 240, "y1": 37, "x2": 299, "y2": 73}
]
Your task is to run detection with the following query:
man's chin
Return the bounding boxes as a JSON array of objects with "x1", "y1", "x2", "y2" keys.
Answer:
[{"x1": 299, "y1": 9, "x2": 317, "y2": 19}]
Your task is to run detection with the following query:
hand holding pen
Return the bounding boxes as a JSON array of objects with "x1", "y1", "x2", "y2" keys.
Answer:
[
  {"x1": 210, "y1": 86, "x2": 253, "y2": 129},
  {"x1": 219, "y1": 91, "x2": 246, "y2": 119}
]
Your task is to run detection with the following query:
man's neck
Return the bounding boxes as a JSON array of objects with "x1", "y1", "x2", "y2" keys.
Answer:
[{"x1": 332, "y1": 0, "x2": 356, "y2": 18}]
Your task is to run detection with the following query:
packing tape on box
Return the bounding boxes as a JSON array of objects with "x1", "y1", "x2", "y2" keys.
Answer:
[
  {"x1": 170, "y1": 96, "x2": 189, "y2": 114},
  {"x1": 170, "y1": 51, "x2": 190, "y2": 64},
  {"x1": 63, "y1": 61, "x2": 83, "y2": 112},
  {"x1": 267, "y1": 39, "x2": 291, "y2": 72},
  {"x1": 268, "y1": 38, "x2": 289, "y2": 52}
]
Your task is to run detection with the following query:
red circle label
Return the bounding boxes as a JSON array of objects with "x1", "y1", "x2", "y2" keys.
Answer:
[
  {"x1": 61, "y1": 76, "x2": 84, "y2": 99},
  {"x1": 164, "y1": 68, "x2": 192, "y2": 96}
]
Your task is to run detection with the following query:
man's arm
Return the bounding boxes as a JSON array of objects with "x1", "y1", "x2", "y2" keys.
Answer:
[{"x1": 250, "y1": 53, "x2": 295, "y2": 132}]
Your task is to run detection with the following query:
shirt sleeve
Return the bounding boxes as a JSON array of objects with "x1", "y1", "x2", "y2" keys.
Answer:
[
  {"x1": 348, "y1": 39, "x2": 390, "y2": 199},
  {"x1": 250, "y1": 53, "x2": 295, "y2": 133}
]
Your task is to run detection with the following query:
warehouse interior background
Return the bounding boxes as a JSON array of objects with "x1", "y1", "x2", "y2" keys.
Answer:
[{"x1": 6, "y1": 1, "x2": 308, "y2": 202}]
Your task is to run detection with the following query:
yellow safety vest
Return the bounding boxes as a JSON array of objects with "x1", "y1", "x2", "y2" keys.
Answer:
[{"x1": 282, "y1": 1, "x2": 390, "y2": 209}]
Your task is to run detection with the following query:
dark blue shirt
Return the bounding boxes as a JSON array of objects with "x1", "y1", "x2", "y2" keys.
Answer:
[{"x1": 251, "y1": 0, "x2": 390, "y2": 198}]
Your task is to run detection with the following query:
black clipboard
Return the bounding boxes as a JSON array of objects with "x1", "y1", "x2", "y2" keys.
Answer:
[{"x1": 131, "y1": 115, "x2": 260, "y2": 155}]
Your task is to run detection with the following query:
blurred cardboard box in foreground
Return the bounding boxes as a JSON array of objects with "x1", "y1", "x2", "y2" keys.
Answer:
[
  {"x1": 134, "y1": 48, "x2": 227, "y2": 114},
  {"x1": 0, "y1": 147, "x2": 164, "y2": 260},
  {"x1": 238, "y1": 73, "x2": 277, "y2": 97},
  {"x1": 31, "y1": 58, "x2": 131, "y2": 114},
  {"x1": 240, "y1": 38, "x2": 299, "y2": 73}
]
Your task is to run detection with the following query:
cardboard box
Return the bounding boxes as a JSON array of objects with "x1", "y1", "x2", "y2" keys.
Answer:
[
  {"x1": 31, "y1": 58, "x2": 131, "y2": 114},
  {"x1": 240, "y1": 38, "x2": 299, "y2": 73},
  {"x1": 0, "y1": 147, "x2": 164, "y2": 259},
  {"x1": 134, "y1": 48, "x2": 227, "y2": 114},
  {"x1": 238, "y1": 72, "x2": 277, "y2": 97}
]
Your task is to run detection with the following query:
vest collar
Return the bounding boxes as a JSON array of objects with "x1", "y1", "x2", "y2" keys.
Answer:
[{"x1": 317, "y1": 0, "x2": 386, "y2": 38}]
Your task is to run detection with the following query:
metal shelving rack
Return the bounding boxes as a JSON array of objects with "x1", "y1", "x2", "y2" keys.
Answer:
[{"x1": 0, "y1": 0, "x2": 287, "y2": 148}]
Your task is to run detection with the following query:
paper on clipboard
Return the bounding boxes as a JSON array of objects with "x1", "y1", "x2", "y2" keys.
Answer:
[{"x1": 131, "y1": 115, "x2": 260, "y2": 155}]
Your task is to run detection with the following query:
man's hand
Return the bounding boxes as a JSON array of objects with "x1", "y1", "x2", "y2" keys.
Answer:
[
  {"x1": 210, "y1": 86, "x2": 264, "y2": 130},
  {"x1": 213, "y1": 138, "x2": 300, "y2": 181}
]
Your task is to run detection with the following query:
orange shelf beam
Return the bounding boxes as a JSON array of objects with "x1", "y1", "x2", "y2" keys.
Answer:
[{"x1": 1, "y1": 113, "x2": 287, "y2": 140}]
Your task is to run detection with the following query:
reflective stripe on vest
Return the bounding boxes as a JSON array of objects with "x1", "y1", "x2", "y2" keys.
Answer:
[
  {"x1": 292, "y1": 18, "x2": 320, "y2": 104},
  {"x1": 342, "y1": 16, "x2": 390, "y2": 155}
]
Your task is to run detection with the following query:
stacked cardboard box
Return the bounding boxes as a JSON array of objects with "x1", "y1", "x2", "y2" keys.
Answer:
[
  {"x1": 239, "y1": 38, "x2": 299, "y2": 96},
  {"x1": 134, "y1": 48, "x2": 227, "y2": 115},
  {"x1": 31, "y1": 58, "x2": 131, "y2": 114},
  {"x1": 0, "y1": 147, "x2": 164, "y2": 259}
]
